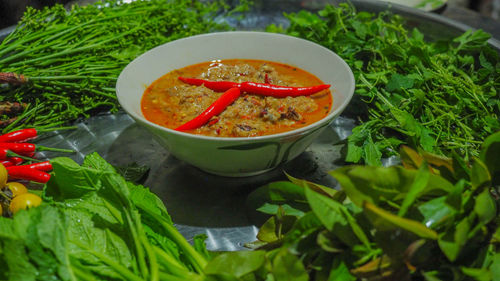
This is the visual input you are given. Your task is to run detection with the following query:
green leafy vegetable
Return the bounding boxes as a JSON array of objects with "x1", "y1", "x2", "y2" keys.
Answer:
[{"x1": 274, "y1": 3, "x2": 500, "y2": 164}]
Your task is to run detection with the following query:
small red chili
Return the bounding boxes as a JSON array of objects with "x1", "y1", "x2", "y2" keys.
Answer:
[
  {"x1": 264, "y1": 73, "x2": 270, "y2": 84},
  {"x1": 178, "y1": 77, "x2": 330, "y2": 97},
  {"x1": 0, "y1": 157, "x2": 23, "y2": 167},
  {"x1": 240, "y1": 81, "x2": 330, "y2": 98},
  {"x1": 0, "y1": 126, "x2": 76, "y2": 143},
  {"x1": 178, "y1": 77, "x2": 240, "y2": 92},
  {"x1": 14, "y1": 161, "x2": 53, "y2": 172},
  {"x1": 0, "y1": 128, "x2": 37, "y2": 143},
  {"x1": 0, "y1": 143, "x2": 74, "y2": 156},
  {"x1": 0, "y1": 148, "x2": 37, "y2": 161},
  {"x1": 175, "y1": 87, "x2": 241, "y2": 131},
  {"x1": 6, "y1": 166, "x2": 51, "y2": 183}
]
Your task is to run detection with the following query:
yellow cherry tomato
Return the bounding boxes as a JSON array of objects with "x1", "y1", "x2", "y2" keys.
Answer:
[
  {"x1": 9, "y1": 193, "x2": 42, "y2": 214},
  {"x1": 5, "y1": 182, "x2": 28, "y2": 198},
  {"x1": 0, "y1": 163, "x2": 7, "y2": 189}
]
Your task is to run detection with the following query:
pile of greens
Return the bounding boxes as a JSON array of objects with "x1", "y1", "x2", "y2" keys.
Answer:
[
  {"x1": 269, "y1": 3, "x2": 500, "y2": 164},
  {"x1": 0, "y1": 0, "x2": 245, "y2": 132},
  {"x1": 0, "y1": 153, "x2": 210, "y2": 281},
  {"x1": 1, "y1": 131, "x2": 498, "y2": 281},
  {"x1": 234, "y1": 130, "x2": 500, "y2": 280}
]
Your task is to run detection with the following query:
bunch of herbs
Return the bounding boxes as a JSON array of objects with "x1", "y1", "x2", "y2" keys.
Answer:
[
  {"x1": 231, "y1": 131, "x2": 500, "y2": 280},
  {"x1": 268, "y1": 3, "x2": 500, "y2": 165},
  {"x1": 0, "y1": 0, "x2": 244, "y2": 132}
]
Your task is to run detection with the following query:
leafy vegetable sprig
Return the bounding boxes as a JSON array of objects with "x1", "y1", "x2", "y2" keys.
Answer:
[
  {"x1": 236, "y1": 131, "x2": 500, "y2": 281},
  {"x1": 269, "y1": 4, "x2": 500, "y2": 164},
  {"x1": 0, "y1": 0, "x2": 241, "y2": 132}
]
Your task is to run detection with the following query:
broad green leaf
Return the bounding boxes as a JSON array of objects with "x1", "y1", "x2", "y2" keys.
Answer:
[
  {"x1": 398, "y1": 161, "x2": 431, "y2": 217},
  {"x1": 330, "y1": 165, "x2": 453, "y2": 207},
  {"x1": 474, "y1": 189, "x2": 497, "y2": 224},
  {"x1": 363, "y1": 137, "x2": 382, "y2": 166},
  {"x1": 256, "y1": 203, "x2": 305, "y2": 217},
  {"x1": 480, "y1": 131, "x2": 500, "y2": 181},
  {"x1": 304, "y1": 187, "x2": 347, "y2": 230},
  {"x1": 471, "y1": 158, "x2": 491, "y2": 192},
  {"x1": 491, "y1": 253, "x2": 500, "y2": 281},
  {"x1": 461, "y1": 267, "x2": 491, "y2": 281},
  {"x1": 399, "y1": 145, "x2": 424, "y2": 169},
  {"x1": 204, "y1": 251, "x2": 267, "y2": 278},
  {"x1": 438, "y1": 216, "x2": 472, "y2": 262},
  {"x1": 46, "y1": 157, "x2": 100, "y2": 199},
  {"x1": 285, "y1": 172, "x2": 339, "y2": 199},
  {"x1": 363, "y1": 202, "x2": 438, "y2": 240},
  {"x1": 271, "y1": 249, "x2": 308, "y2": 281},
  {"x1": 328, "y1": 258, "x2": 357, "y2": 281},
  {"x1": 418, "y1": 197, "x2": 456, "y2": 229},
  {"x1": 283, "y1": 212, "x2": 323, "y2": 243}
]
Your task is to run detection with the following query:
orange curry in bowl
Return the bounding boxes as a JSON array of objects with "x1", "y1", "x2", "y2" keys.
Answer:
[{"x1": 141, "y1": 59, "x2": 332, "y2": 137}]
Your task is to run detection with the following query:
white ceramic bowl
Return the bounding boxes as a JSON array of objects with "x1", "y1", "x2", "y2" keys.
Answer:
[{"x1": 116, "y1": 31, "x2": 355, "y2": 177}]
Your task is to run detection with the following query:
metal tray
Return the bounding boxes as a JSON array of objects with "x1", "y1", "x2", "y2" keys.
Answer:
[{"x1": 2, "y1": 0, "x2": 500, "y2": 251}]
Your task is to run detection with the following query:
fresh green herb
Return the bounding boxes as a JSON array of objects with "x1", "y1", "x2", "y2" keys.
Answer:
[
  {"x1": 0, "y1": 0, "x2": 240, "y2": 132},
  {"x1": 270, "y1": 4, "x2": 500, "y2": 164},
  {"x1": 0, "y1": 153, "x2": 208, "y2": 281},
  {"x1": 238, "y1": 131, "x2": 500, "y2": 280}
]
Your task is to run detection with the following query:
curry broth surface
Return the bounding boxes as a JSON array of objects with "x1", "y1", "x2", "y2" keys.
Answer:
[{"x1": 141, "y1": 59, "x2": 332, "y2": 137}]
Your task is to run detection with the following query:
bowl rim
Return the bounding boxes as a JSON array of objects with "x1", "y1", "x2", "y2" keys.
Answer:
[{"x1": 116, "y1": 31, "x2": 355, "y2": 142}]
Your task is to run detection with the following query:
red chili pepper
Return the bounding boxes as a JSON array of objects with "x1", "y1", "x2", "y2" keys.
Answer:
[
  {"x1": 0, "y1": 148, "x2": 36, "y2": 161},
  {"x1": 6, "y1": 166, "x2": 51, "y2": 183},
  {"x1": 240, "y1": 81, "x2": 330, "y2": 97},
  {"x1": 0, "y1": 128, "x2": 37, "y2": 143},
  {"x1": 178, "y1": 77, "x2": 330, "y2": 97},
  {"x1": 0, "y1": 157, "x2": 23, "y2": 167},
  {"x1": 178, "y1": 77, "x2": 240, "y2": 92},
  {"x1": 0, "y1": 143, "x2": 74, "y2": 156},
  {"x1": 14, "y1": 161, "x2": 53, "y2": 172},
  {"x1": 175, "y1": 87, "x2": 241, "y2": 131}
]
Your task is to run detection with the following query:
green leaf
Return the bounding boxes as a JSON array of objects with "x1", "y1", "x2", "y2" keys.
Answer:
[
  {"x1": 418, "y1": 197, "x2": 456, "y2": 229},
  {"x1": 204, "y1": 251, "x2": 267, "y2": 278},
  {"x1": 398, "y1": 161, "x2": 431, "y2": 217},
  {"x1": 271, "y1": 249, "x2": 308, "y2": 281},
  {"x1": 363, "y1": 202, "x2": 438, "y2": 240},
  {"x1": 256, "y1": 203, "x2": 305, "y2": 217},
  {"x1": 386, "y1": 73, "x2": 415, "y2": 91},
  {"x1": 471, "y1": 158, "x2": 491, "y2": 192},
  {"x1": 305, "y1": 187, "x2": 371, "y2": 248},
  {"x1": 363, "y1": 137, "x2": 382, "y2": 166},
  {"x1": 474, "y1": 189, "x2": 497, "y2": 224},
  {"x1": 438, "y1": 216, "x2": 472, "y2": 262},
  {"x1": 461, "y1": 267, "x2": 492, "y2": 281},
  {"x1": 480, "y1": 131, "x2": 500, "y2": 181},
  {"x1": 330, "y1": 165, "x2": 453, "y2": 207}
]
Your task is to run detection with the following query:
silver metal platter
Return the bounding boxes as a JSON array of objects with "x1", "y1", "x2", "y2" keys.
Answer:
[{"x1": 2, "y1": 0, "x2": 500, "y2": 251}]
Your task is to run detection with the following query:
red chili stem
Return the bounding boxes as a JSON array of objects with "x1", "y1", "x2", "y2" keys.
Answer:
[
  {"x1": 15, "y1": 161, "x2": 52, "y2": 172},
  {"x1": 178, "y1": 77, "x2": 240, "y2": 92},
  {"x1": 178, "y1": 77, "x2": 330, "y2": 97},
  {"x1": 0, "y1": 148, "x2": 39, "y2": 162},
  {"x1": 175, "y1": 87, "x2": 241, "y2": 131},
  {"x1": 7, "y1": 166, "x2": 51, "y2": 183},
  {"x1": 0, "y1": 143, "x2": 74, "y2": 154}
]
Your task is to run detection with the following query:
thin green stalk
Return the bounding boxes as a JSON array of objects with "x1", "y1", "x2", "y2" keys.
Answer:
[{"x1": 139, "y1": 207, "x2": 208, "y2": 273}]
